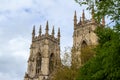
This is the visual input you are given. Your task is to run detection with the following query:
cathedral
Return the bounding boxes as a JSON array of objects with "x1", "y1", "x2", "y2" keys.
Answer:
[{"x1": 24, "y1": 9, "x2": 105, "y2": 80}]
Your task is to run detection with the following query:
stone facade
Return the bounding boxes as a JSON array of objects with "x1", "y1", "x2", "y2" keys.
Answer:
[
  {"x1": 24, "y1": 21, "x2": 61, "y2": 80},
  {"x1": 72, "y1": 10, "x2": 105, "y2": 66}
]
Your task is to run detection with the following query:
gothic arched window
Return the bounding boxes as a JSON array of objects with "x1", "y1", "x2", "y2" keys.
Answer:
[
  {"x1": 81, "y1": 41, "x2": 87, "y2": 48},
  {"x1": 49, "y1": 53, "x2": 54, "y2": 73},
  {"x1": 81, "y1": 40, "x2": 88, "y2": 64},
  {"x1": 36, "y1": 53, "x2": 42, "y2": 74}
]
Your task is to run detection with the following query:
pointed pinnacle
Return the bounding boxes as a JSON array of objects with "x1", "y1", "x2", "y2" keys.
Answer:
[
  {"x1": 82, "y1": 10, "x2": 85, "y2": 23},
  {"x1": 58, "y1": 28, "x2": 60, "y2": 37},
  {"x1": 32, "y1": 25, "x2": 35, "y2": 35},
  {"x1": 52, "y1": 26, "x2": 55, "y2": 36},
  {"x1": 45, "y1": 21, "x2": 49, "y2": 36},
  {"x1": 74, "y1": 10, "x2": 77, "y2": 19},
  {"x1": 80, "y1": 17, "x2": 81, "y2": 23},
  {"x1": 102, "y1": 16, "x2": 105, "y2": 26},
  {"x1": 92, "y1": 7, "x2": 94, "y2": 16},
  {"x1": 46, "y1": 21, "x2": 49, "y2": 30},
  {"x1": 39, "y1": 25, "x2": 42, "y2": 36},
  {"x1": 57, "y1": 28, "x2": 60, "y2": 44},
  {"x1": 91, "y1": 5, "x2": 95, "y2": 21},
  {"x1": 74, "y1": 11, "x2": 76, "y2": 16},
  {"x1": 82, "y1": 10, "x2": 85, "y2": 18}
]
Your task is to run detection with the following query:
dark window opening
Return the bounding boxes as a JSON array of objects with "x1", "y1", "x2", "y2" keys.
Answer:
[
  {"x1": 49, "y1": 53, "x2": 54, "y2": 73},
  {"x1": 81, "y1": 41, "x2": 87, "y2": 48},
  {"x1": 36, "y1": 53, "x2": 42, "y2": 75}
]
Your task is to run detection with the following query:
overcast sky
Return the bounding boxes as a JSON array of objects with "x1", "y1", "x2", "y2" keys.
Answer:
[{"x1": 0, "y1": 0, "x2": 102, "y2": 80}]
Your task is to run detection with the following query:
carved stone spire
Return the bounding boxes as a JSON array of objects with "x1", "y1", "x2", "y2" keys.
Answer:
[
  {"x1": 45, "y1": 21, "x2": 49, "y2": 36},
  {"x1": 57, "y1": 28, "x2": 60, "y2": 44},
  {"x1": 79, "y1": 17, "x2": 82, "y2": 25},
  {"x1": 52, "y1": 26, "x2": 55, "y2": 37},
  {"x1": 102, "y1": 16, "x2": 105, "y2": 26},
  {"x1": 39, "y1": 25, "x2": 42, "y2": 36},
  {"x1": 80, "y1": 17, "x2": 82, "y2": 22},
  {"x1": 74, "y1": 11, "x2": 77, "y2": 29},
  {"x1": 91, "y1": 6, "x2": 95, "y2": 23},
  {"x1": 32, "y1": 25, "x2": 35, "y2": 39},
  {"x1": 82, "y1": 10, "x2": 85, "y2": 24}
]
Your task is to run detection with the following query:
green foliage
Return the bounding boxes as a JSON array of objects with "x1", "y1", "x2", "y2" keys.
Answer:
[
  {"x1": 76, "y1": 27, "x2": 120, "y2": 80},
  {"x1": 95, "y1": 27, "x2": 114, "y2": 47},
  {"x1": 81, "y1": 45, "x2": 96, "y2": 64}
]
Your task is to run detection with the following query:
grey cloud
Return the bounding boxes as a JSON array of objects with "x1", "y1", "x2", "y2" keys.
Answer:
[
  {"x1": 24, "y1": 8, "x2": 32, "y2": 13},
  {"x1": 0, "y1": 37, "x2": 29, "y2": 80}
]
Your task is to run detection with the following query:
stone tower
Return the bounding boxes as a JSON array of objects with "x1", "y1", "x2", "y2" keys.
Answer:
[
  {"x1": 24, "y1": 21, "x2": 61, "y2": 80},
  {"x1": 72, "y1": 10, "x2": 105, "y2": 66}
]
